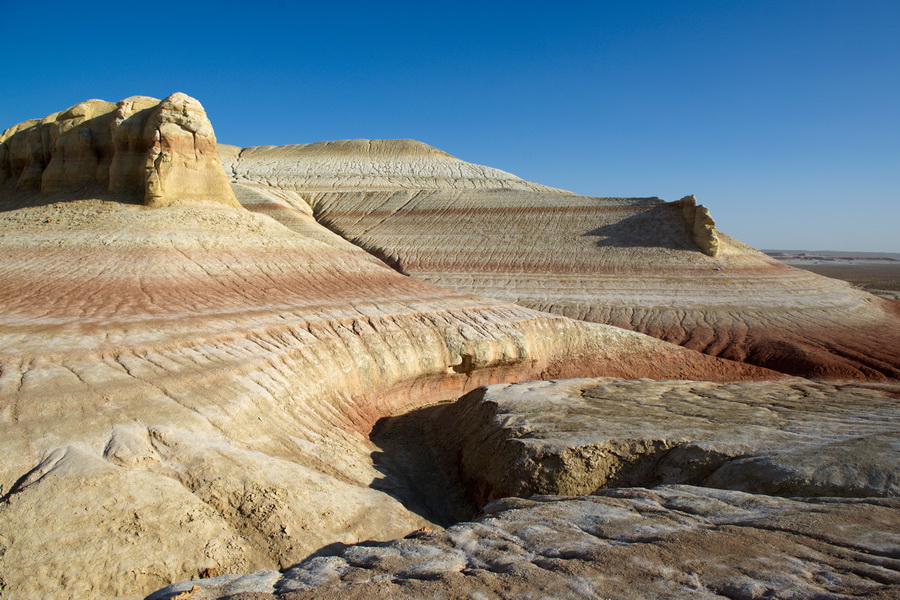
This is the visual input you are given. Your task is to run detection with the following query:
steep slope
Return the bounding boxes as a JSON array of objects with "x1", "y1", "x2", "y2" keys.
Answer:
[
  {"x1": 222, "y1": 142, "x2": 900, "y2": 379},
  {"x1": 0, "y1": 99, "x2": 772, "y2": 600}
]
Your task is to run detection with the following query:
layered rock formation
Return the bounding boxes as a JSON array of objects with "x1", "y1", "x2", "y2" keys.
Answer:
[
  {"x1": 3, "y1": 94, "x2": 898, "y2": 600},
  {"x1": 0, "y1": 93, "x2": 239, "y2": 208},
  {"x1": 0, "y1": 97, "x2": 780, "y2": 600},
  {"x1": 219, "y1": 141, "x2": 900, "y2": 378},
  {"x1": 149, "y1": 377, "x2": 900, "y2": 600}
]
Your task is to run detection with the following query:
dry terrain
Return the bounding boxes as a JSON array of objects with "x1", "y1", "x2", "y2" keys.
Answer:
[{"x1": 0, "y1": 94, "x2": 898, "y2": 600}]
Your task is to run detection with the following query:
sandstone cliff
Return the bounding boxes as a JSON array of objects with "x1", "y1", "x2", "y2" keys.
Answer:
[{"x1": 0, "y1": 93, "x2": 239, "y2": 208}]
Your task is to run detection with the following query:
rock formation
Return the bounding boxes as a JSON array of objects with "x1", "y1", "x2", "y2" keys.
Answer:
[
  {"x1": 444, "y1": 378, "x2": 900, "y2": 503},
  {"x1": 1, "y1": 95, "x2": 897, "y2": 600},
  {"x1": 148, "y1": 377, "x2": 900, "y2": 600},
  {"x1": 0, "y1": 93, "x2": 239, "y2": 208},
  {"x1": 677, "y1": 193, "x2": 719, "y2": 256},
  {"x1": 0, "y1": 96, "x2": 785, "y2": 599},
  {"x1": 150, "y1": 488, "x2": 900, "y2": 600},
  {"x1": 219, "y1": 141, "x2": 900, "y2": 379}
]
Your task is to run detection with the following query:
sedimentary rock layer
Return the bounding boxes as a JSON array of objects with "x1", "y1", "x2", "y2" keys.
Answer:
[
  {"x1": 150, "y1": 486, "x2": 900, "y2": 600},
  {"x1": 444, "y1": 378, "x2": 900, "y2": 504},
  {"x1": 150, "y1": 376, "x2": 900, "y2": 600},
  {"x1": 220, "y1": 141, "x2": 900, "y2": 379},
  {"x1": 220, "y1": 139, "x2": 565, "y2": 193},
  {"x1": 0, "y1": 143, "x2": 771, "y2": 597}
]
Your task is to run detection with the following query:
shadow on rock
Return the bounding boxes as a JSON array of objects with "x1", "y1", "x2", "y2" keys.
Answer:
[
  {"x1": 582, "y1": 202, "x2": 696, "y2": 250},
  {"x1": 368, "y1": 402, "x2": 477, "y2": 528}
]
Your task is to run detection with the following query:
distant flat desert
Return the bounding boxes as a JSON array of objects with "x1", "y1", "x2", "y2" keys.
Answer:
[{"x1": 765, "y1": 250, "x2": 900, "y2": 300}]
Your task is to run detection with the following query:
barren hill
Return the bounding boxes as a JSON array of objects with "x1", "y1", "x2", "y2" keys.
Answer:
[
  {"x1": 220, "y1": 140, "x2": 899, "y2": 379},
  {"x1": 0, "y1": 95, "x2": 779, "y2": 599}
]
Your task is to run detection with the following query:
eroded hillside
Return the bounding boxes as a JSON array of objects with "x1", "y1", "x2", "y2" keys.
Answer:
[{"x1": 0, "y1": 95, "x2": 786, "y2": 600}]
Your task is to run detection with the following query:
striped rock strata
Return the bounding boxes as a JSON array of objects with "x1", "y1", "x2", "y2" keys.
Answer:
[
  {"x1": 220, "y1": 141, "x2": 900, "y2": 379},
  {"x1": 0, "y1": 100, "x2": 773, "y2": 599}
]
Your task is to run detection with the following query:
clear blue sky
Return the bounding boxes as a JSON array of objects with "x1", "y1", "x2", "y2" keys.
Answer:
[{"x1": 2, "y1": 1, "x2": 898, "y2": 251}]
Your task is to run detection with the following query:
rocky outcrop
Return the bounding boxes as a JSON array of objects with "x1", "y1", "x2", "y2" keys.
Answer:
[
  {"x1": 219, "y1": 142, "x2": 899, "y2": 378},
  {"x1": 150, "y1": 376, "x2": 900, "y2": 599},
  {"x1": 2, "y1": 96, "x2": 897, "y2": 600},
  {"x1": 443, "y1": 378, "x2": 900, "y2": 504},
  {"x1": 677, "y1": 193, "x2": 719, "y2": 256},
  {"x1": 149, "y1": 487, "x2": 900, "y2": 600},
  {"x1": 0, "y1": 93, "x2": 239, "y2": 208}
]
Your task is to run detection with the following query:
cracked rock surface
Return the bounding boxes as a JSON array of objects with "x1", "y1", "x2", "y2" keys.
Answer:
[
  {"x1": 150, "y1": 486, "x2": 900, "y2": 600},
  {"x1": 446, "y1": 378, "x2": 900, "y2": 504},
  {"x1": 153, "y1": 378, "x2": 900, "y2": 600}
]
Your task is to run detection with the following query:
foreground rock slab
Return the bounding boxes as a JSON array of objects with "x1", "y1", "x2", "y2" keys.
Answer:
[
  {"x1": 150, "y1": 485, "x2": 900, "y2": 600},
  {"x1": 446, "y1": 378, "x2": 900, "y2": 504}
]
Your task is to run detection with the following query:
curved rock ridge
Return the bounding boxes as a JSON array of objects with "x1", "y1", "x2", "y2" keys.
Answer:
[
  {"x1": 270, "y1": 186, "x2": 898, "y2": 380},
  {"x1": 0, "y1": 93, "x2": 239, "y2": 208},
  {"x1": 0, "y1": 192, "x2": 773, "y2": 598},
  {"x1": 219, "y1": 139, "x2": 568, "y2": 192},
  {"x1": 151, "y1": 488, "x2": 900, "y2": 600}
]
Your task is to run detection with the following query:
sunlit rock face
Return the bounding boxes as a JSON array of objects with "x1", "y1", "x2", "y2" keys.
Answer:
[
  {"x1": 0, "y1": 93, "x2": 240, "y2": 208},
  {"x1": 221, "y1": 141, "x2": 899, "y2": 379},
  {"x1": 0, "y1": 99, "x2": 780, "y2": 600}
]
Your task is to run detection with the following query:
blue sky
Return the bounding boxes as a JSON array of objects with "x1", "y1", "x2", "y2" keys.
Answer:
[{"x1": 2, "y1": 1, "x2": 898, "y2": 251}]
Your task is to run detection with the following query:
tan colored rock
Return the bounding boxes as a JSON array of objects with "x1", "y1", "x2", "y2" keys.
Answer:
[
  {"x1": 677, "y1": 193, "x2": 720, "y2": 256},
  {"x1": 0, "y1": 193, "x2": 771, "y2": 598},
  {"x1": 39, "y1": 100, "x2": 117, "y2": 193},
  {"x1": 108, "y1": 95, "x2": 163, "y2": 194},
  {"x1": 0, "y1": 93, "x2": 239, "y2": 208},
  {"x1": 440, "y1": 378, "x2": 900, "y2": 503},
  {"x1": 3, "y1": 97, "x2": 896, "y2": 600},
  {"x1": 143, "y1": 93, "x2": 240, "y2": 208},
  {"x1": 227, "y1": 139, "x2": 567, "y2": 192},
  {"x1": 0, "y1": 118, "x2": 44, "y2": 189}
]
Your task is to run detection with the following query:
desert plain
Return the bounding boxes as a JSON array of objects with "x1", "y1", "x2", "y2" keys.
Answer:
[{"x1": 0, "y1": 94, "x2": 898, "y2": 600}]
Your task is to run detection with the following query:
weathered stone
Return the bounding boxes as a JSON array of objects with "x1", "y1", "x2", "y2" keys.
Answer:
[
  {"x1": 0, "y1": 93, "x2": 239, "y2": 208},
  {"x1": 150, "y1": 486, "x2": 900, "y2": 600},
  {"x1": 222, "y1": 143, "x2": 899, "y2": 379},
  {"x1": 0, "y1": 106, "x2": 776, "y2": 597},
  {"x1": 442, "y1": 378, "x2": 900, "y2": 503}
]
